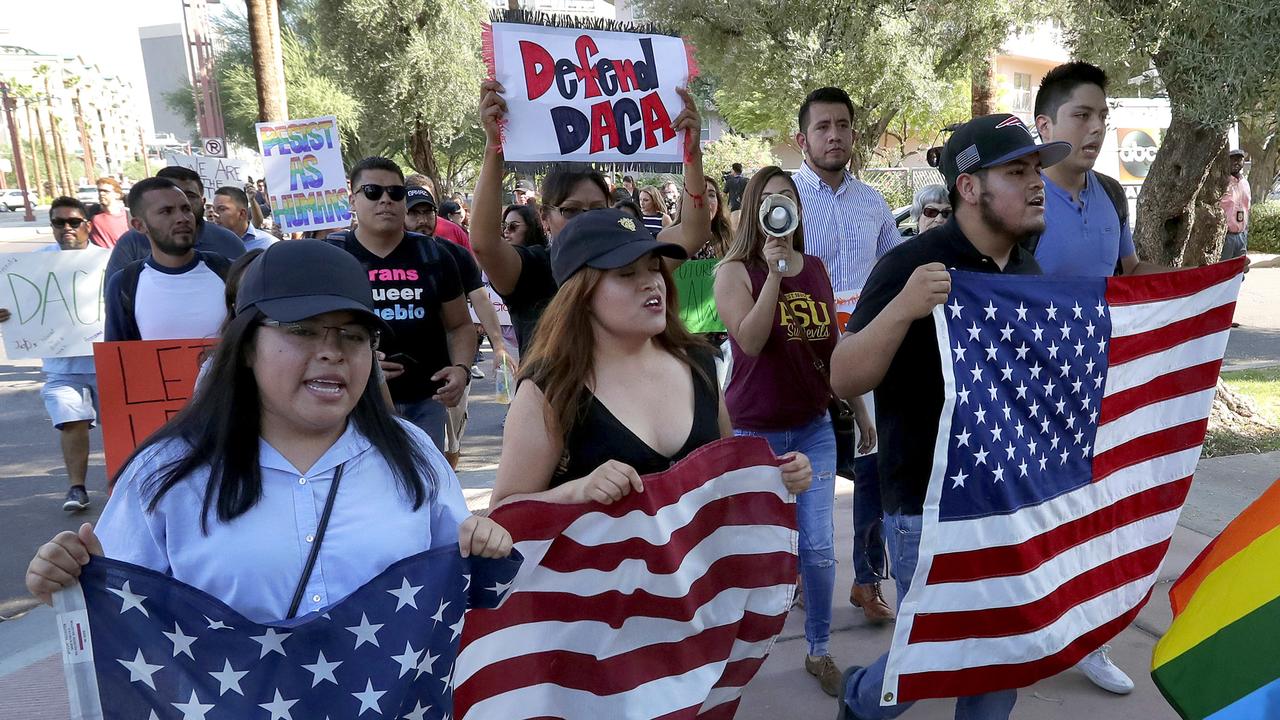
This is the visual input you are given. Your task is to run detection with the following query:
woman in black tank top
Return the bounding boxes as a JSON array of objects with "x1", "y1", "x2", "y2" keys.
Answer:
[{"x1": 489, "y1": 209, "x2": 813, "y2": 509}]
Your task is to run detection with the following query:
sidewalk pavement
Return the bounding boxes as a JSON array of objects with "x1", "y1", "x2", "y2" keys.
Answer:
[{"x1": 2, "y1": 451, "x2": 1276, "y2": 718}]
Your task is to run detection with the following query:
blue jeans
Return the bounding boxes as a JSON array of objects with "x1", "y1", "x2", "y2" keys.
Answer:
[
  {"x1": 1221, "y1": 230, "x2": 1248, "y2": 261},
  {"x1": 842, "y1": 513, "x2": 1017, "y2": 719},
  {"x1": 735, "y1": 414, "x2": 836, "y2": 657},
  {"x1": 850, "y1": 454, "x2": 887, "y2": 584},
  {"x1": 396, "y1": 397, "x2": 448, "y2": 452}
]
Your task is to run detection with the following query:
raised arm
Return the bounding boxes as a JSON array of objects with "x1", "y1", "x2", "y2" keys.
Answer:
[
  {"x1": 715, "y1": 260, "x2": 782, "y2": 357},
  {"x1": 470, "y1": 79, "x2": 525, "y2": 296},
  {"x1": 657, "y1": 87, "x2": 711, "y2": 259}
]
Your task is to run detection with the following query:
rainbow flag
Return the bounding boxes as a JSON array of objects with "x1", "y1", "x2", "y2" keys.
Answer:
[{"x1": 1153, "y1": 477, "x2": 1280, "y2": 718}]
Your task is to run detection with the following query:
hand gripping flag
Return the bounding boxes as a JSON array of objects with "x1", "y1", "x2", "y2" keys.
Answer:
[
  {"x1": 55, "y1": 545, "x2": 520, "y2": 720},
  {"x1": 453, "y1": 436, "x2": 798, "y2": 719},
  {"x1": 1153, "y1": 476, "x2": 1280, "y2": 719},
  {"x1": 881, "y1": 259, "x2": 1246, "y2": 705}
]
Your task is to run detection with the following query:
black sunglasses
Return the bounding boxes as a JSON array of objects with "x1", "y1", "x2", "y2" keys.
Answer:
[
  {"x1": 51, "y1": 217, "x2": 87, "y2": 229},
  {"x1": 357, "y1": 184, "x2": 408, "y2": 202},
  {"x1": 921, "y1": 206, "x2": 952, "y2": 219}
]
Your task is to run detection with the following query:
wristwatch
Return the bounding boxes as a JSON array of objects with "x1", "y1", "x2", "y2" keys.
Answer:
[{"x1": 454, "y1": 363, "x2": 472, "y2": 386}]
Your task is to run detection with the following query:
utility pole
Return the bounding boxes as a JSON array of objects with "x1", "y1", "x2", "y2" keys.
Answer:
[
  {"x1": 1, "y1": 83, "x2": 37, "y2": 221},
  {"x1": 182, "y1": 0, "x2": 228, "y2": 154}
]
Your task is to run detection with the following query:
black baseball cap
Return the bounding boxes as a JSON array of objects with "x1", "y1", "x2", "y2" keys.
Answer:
[
  {"x1": 406, "y1": 187, "x2": 436, "y2": 210},
  {"x1": 515, "y1": 179, "x2": 536, "y2": 193},
  {"x1": 1229, "y1": 149, "x2": 1247, "y2": 158},
  {"x1": 236, "y1": 239, "x2": 390, "y2": 333},
  {"x1": 940, "y1": 113, "x2": 1072, "y2": 190},
  {"x1": 550, "y1": 208, "x2": 687, "y2": 285}
]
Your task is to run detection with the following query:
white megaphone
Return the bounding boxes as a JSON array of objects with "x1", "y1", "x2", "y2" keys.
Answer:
[{"x1": 759, "y1": 194, "x2": 799, "y2": 272}]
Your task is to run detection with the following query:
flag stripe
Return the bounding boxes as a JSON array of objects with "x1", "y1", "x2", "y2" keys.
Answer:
[
  {"x1": 1151, "y1": 595, "x2": 1280, "y2": 720},
  {"x1": 1205, "y1": 675, "x2": 1280, "y2": 720},
  {"x1": 455, "y1": 589, "x2": 788, "y2": 684},
  {"x1": 910, "y1": 540, "x2": 1168, "y2": 642},
  {"x1": 1107, "y1": 275, "x2": 1239, "y2": 339},
  {"x1": 1102, "y1": 330, "x2": 1231, "y2": 396},
  {"x1": 895, "y1": 593, "x2": 1147, "y2": 701},
  {"x1": 1091, "y1": 419, "x2": 1208, "y2": 481},
  {"x1": 1104, "y1": 258, "x2": 1245, "y2": 306},
  {"x1": 1098, "y1": 360, "x2": 1221, "y2": 424},
  {"x1": 1169, "y1": 480, "x2": 1280, "y2": 614},
  {"x1": 1107, "y1": 303, "x2": 1236, "y2": 365},
  {"x1": 536, "y1": 494, "x2": 795, "y2": 574},
  {"x1": 927, "y1": 448, "x2": 1198, "y2": 553},
  {"x1": 1093, "y1": 389, "x2": 1215, "y2": 456},
  {"x1": 926, "y1": 476, "x2": 1190, "y2": 584},
  {"x1": 908, "y1": 509, "x2": 1177, "y2": 613},
  {"x1": 1152, "y1": 525, "x2": 1280, "y2": 668}
]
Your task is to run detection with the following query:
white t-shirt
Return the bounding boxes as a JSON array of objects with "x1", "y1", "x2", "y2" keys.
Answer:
[{"x1": 134, "y1": 258, "x2": 226, "y2": 340}]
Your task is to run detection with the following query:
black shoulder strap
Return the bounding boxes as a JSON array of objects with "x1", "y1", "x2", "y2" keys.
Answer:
[
  {"x1": 199, "y1": 252, "x2": 234, "y2": 280},
  {"x1": 287, "y1": 463, "x2": 344, "y2": 619},
  {"x1": 1094, "y1": 172, "x2": 1129, "y2": 227},
  {"x1": 117, "y1": 260, "x2": 146, "y2": 321}
]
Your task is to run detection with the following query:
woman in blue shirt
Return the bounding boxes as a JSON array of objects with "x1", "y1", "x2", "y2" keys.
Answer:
[{"x1": 25, "y1": 240, "x2": 513, "y2": 624}]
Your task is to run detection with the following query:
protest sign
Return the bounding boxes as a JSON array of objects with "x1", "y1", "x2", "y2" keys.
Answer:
[
  {"x1": 672, "y1": 258, "x2": 724, "y2": 333},
  {"x1": 468, "y1": 280, "x2": 513, "y2": 326},
  {"x1": 482, "y1": 19, "x2": 696, "y2": 168},
  {"x1": 0, "y1": 248, "x2": 108, "y2": 359},
  {"x1": 163, "y1": 152, "x2": 251, "y2": 204},
  {"x1": 255, "y1": 115, "x2": 352, "y2": 232},
  {"x1": 93, "y1": 339, "x2": 216, "y2": 478}
]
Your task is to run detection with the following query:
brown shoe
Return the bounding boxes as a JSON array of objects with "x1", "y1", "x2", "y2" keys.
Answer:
[
  {"x1": 444, "y1": 451, "x2": 461, "y2": 469},
  {"x1": 850, "y1": 583, "x2": 895, "y2": 624},
  {"x1": 805, "y1": 654, "x2": 842, "y2": 697}
]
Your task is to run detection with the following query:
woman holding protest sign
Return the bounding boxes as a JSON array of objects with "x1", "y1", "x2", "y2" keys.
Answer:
[
  {"x1": 488, "y1": 207, "x2": 811, "y2": 509},
  {"x1": 25, "y1": 240, "x2": 514, "y2": 627},
  {"x1": 470, "y1": 78, "x2": 712, "y2": 356},
  {"x1": 713, "y1": 166, "x2": 875, "y2": 697}
]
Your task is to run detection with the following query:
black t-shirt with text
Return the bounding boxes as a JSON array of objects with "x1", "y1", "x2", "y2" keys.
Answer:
[
  {"x1": 846, "y1": 220, "x2": 1041, "y2": 516},
  {"x1": 498, "y1": 244, "x2": 557, "y2": 356},
  {"x1": 333, "y1": 231, "x2": 463, "y2": 403},
  {"x1": 435, "y1": 238, "x2": 483, "y2": 294}
]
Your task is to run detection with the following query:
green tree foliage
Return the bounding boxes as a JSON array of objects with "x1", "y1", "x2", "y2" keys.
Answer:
[
  {"x1": 638, "y1": 0, "x2": 1040, "y2": 167},
  {"x1": 701, "y1": 133, "x2": 779, "y2": 179}
]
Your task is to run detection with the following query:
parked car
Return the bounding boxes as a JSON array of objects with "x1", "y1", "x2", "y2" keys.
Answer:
[
  {"x1": 0, "y1": 189, "x2": 31, "y2": 211},
  {"x1": 76, "y1": 185, "x2": 99, "y2": 204}
]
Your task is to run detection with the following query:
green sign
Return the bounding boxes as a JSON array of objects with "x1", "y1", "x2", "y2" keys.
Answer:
[{"x1": 673, "y1": 259, "x2": 725, "y2": 333}]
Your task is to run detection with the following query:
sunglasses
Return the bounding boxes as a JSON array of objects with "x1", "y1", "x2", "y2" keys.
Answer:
[
  {"x1": 921, "y1": 206, "x2": 952, "y2": 219},
  {"x1": 357, "y1": 184, "x2": 408, "y2": 202},
  {"x1": 51, "y1": 217, "x2": 87, "y2": 229},
  {"x1": 502, "y1": 221, "x2": 525, "y2": 233}
]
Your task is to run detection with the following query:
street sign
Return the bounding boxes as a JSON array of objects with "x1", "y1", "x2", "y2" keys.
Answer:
[{"x1": 201, "y1": 136, "x2": 226, "y2": 157}]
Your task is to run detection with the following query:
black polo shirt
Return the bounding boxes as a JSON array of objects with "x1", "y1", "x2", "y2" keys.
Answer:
[{"x1": 846, "y1": 219, "x2": 1041, "y2": 516}]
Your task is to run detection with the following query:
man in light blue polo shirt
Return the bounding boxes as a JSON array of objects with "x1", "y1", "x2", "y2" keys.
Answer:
[
  {"x1": 212, "y1": 185, "x2": 278, "y2": 251},
  {"x1": 1033, "y1": 61, "x2": 1164, "y2": 278}
]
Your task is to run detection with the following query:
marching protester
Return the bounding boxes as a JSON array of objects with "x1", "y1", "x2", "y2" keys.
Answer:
[
  {"x1": 327, "y1": 157, "x2": 477, "y2": 452},
  {"x1": 103, "y1": 178, "x2": 231, "y2": 342},
  {"x1": 715, "y1": 166, "x2": 874, "y2": 696},
  {"x1": 212, "y1": 185, "x2": 278, "y2": 251},
  {"x1": 724, "y1": 162, "x2": 748, "y2": 211},
  {"x1": 25, "y1": 239, "x2": 513, "y2": 630},
  {"x1": 403, "y1": 184, "x2": 511, "y2": 468},
  {"x1": 105, "y1": 166, "x2": 246, "y2": 279},
  {"x1": 405, "y1": 173, "x2": 472, "y2": 251},
  {"x1": 831, "y1": 113, "x2": 1070, "y2": 719},
  {"x1": 514, "y1": 179, "x2": 538, "y2": 207},
  {"x1": 661, "y1": 179, "x2": 680, "y2": 216},
  {"x1": 491, "y1": 201, "x2": 549, "y2": 360},
  {"x1": 793, "y1": 86, "x2": 902, "y2": 624},
  {"x1": 621, "y1": 174, "x2": 640, "y2": 203},
  {"x1": 638, "y1": 186, "x2": 672, "y2": 235},
  {"x1": 671, "y1": 176, "x2": 733, "y2": 260},
  {"x1": 488, "y1": 208, "x2": 811, "y2": 509},
  {"x1": 86, "y1": 177, "x2": 129, "y2": 249},
  {"x1": 910, "y1": 184, "x2": 951, "y2": 235},
  {"x1": 0, "y1": 198, "x2": 109, "y2": 512},
  {"x1": 470, "y1": 79, "x2": 710, "y2": 356}
]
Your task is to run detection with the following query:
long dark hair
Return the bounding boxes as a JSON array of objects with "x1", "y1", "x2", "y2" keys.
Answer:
[
  {"x1": 125, "y1": 309, "x2": 434, "y2": 531},
  {"x1": 503, "y1": 203, "x2": 548, "y2": 247}
]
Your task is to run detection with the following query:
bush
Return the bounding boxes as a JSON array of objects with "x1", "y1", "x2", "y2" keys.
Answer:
[{"x1": 1249, "y1": 201, "x2": 1280, "y2": 253}]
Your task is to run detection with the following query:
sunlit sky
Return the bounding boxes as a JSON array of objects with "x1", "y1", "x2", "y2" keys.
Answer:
[{"x1": 0, "y1": 1, "x2": 236, "y2": 134}]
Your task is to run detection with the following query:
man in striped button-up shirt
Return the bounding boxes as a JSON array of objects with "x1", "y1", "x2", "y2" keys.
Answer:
[{"x1": 794, "y1": 87, "x2": 902, "y2": 626}]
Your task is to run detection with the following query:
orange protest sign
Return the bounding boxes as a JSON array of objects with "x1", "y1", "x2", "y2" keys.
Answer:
[{"x1": 93, "y1": 339, "x2": 217, "y2": 479}]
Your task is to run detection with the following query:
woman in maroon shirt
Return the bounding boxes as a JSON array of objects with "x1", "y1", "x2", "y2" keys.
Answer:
[{"x1": 714, "y1": 166, "x2": 872, "y2": 697}]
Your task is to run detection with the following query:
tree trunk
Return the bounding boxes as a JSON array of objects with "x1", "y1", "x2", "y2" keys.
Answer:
[
  {"x1": 49, "y1": 109, "x2": 74, "y2": 194},
  {"x1": 247, "y1": 0, "x2": 288, "y2": 122},
  {"x1": 409, "y1": 119, "x2": 443, "y2": 198},
  {"x1": 1180, "y1": 141, "x2": 1230, "y2": 267},
  {"x1": 1132, "y1": 114, "x2": 1226, "y2": 266},
  {"x1": 73, "y1": 93, "x2": 95, "y2": 180},
  {"x1": 970, "y1": 53, "x2": 997, "y2": 118},
  {"x1": 267, "y1": 0, "x2": 288, "y2": 118},
  {"x1": 23, "y1": 104, "x2": 42, "y2": 198},
  {"x1": 33, "y1": 105, "x2": 53, "y2": 197}
]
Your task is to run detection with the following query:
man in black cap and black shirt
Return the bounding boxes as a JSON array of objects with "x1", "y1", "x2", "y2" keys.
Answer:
[{"x1": 831, "y1": 113, "x2": 1071, "y2": 720}]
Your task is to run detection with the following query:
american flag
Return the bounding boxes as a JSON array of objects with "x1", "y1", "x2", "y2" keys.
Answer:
[
  {"x1": 56, "y1": 546, "x2": 520, "y2": 720},
  {"x1": 453, "y1": 436, "x2": 797, "y2": 719},
  {"x1": 881, "y1": 259, "x2": 1246, "y2": 705}
]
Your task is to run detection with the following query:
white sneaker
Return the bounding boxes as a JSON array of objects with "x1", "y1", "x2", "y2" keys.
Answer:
[{"x1": 1076, "y1": 646, "x2": 1134, "y2": 694}]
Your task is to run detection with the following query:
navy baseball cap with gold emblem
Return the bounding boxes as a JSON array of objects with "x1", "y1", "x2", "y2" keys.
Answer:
[
  {"x1": 941, "y1": 113, "x2": 1072, "y2": 190},
  {"x1": 551, "y1": 208, "x2": 688, "y2": 285}
]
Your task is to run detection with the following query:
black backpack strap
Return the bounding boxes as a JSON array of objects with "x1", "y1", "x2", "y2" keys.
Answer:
[
  {"x1": 198, "y1": 251, "x2": 234, "y2": 280},
  {"x1": 116, "y1": 259, "x2": 146, "y2": 322},
  {"x1": 1094, "y1": 172, "x2": 1131, "y2": 275}
]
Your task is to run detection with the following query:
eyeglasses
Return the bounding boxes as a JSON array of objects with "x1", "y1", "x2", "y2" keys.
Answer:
[
  {"x1": 550, "y1": 204, "x2": 605, "y2": 220},
  {"x1": 51, "y1": 217, "x2": 87, "y2": 229},
  {"x1": 502, "y1": 221, "x2": 524, "y2": 234},
  {"x1": 260, "y1": 319, "x2": 380, "y2": 351},
  {"x1": 357, "y1": 184, "x2": 408, "y2": 202},
  {"x1": 921, "y1": 206, "x2": 952, "y2": 219}
]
